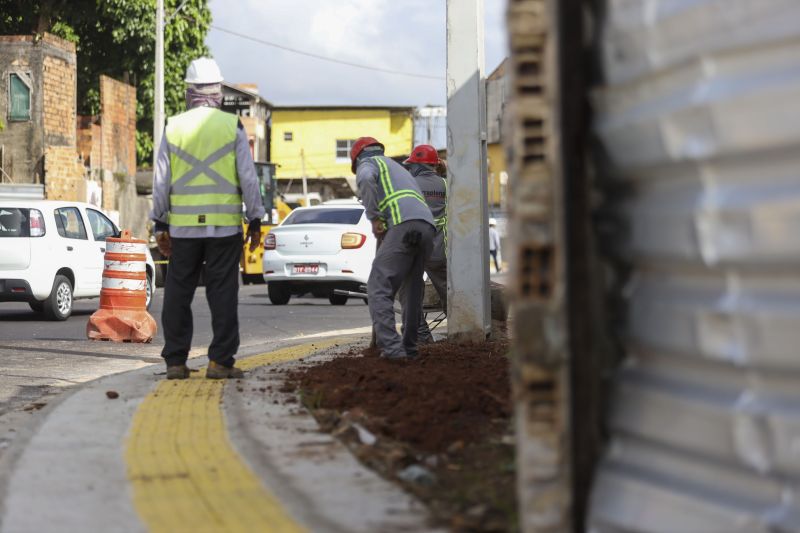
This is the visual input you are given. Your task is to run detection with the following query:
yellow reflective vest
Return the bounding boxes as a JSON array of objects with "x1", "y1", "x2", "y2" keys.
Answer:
[{"x1": 165, "y1": 107, "x2": 241, "y2": 227}]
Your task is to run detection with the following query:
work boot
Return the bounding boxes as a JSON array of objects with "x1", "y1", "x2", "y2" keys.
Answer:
[
  {"x1": 166, "y1": 365, "x2": 190, "y2": 380},
  {"x1": 206, "y1": 361, "x2": 244, "y2": 379},
  {"x1": 381, "y1": 352, "x2": 412, "y2": 361}
]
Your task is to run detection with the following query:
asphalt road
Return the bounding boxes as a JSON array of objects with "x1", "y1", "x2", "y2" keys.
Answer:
[{"x1": 0, "y1": 284, "x2": 372, "y2": 417}]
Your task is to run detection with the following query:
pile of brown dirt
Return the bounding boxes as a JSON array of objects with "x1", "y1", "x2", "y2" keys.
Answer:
[
  {"x1": 287, "y1": 338, "x2": 516, "y2": 531},
  {"x1": 290, "y1": 340, "x2": 510, "y2": 453}
]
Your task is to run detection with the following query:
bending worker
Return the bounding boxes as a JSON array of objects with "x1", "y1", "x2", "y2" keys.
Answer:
[
  {"x1": 150, "y1": 57, "x2": 265, "y2": 380},
  {"x1": 401, "y1": 144, "x2": 448, "y2": 343},
  {"x1": 351, "y1": 137, "x2": 435, "y2": 359}
]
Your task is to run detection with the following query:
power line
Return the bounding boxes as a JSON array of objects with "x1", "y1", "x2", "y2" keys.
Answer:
[{"x1": 211, "y1": 25, "x2": 445, "y2": 81}]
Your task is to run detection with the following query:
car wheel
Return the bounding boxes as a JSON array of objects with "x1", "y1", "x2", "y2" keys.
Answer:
[
  {"x1": 43, "y1": 275, "x2": 73, "y2": 321},
  {"x1": 268, "y1": 282, "x2": 291, "y2": 305},
  {"x1": 145, "y1": 274, "x2": 154, "y2": 310},
  {"x1": 329, "y1": 293, "x2": 348, "y2": 306},
  {"x1": 29, "y1": 301, "x2": 44, "y2": 313}
]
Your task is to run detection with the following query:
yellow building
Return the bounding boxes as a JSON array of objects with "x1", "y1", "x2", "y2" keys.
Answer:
[
  {"x1": 487, "y1": 59, "x2": 509, "y2": 209},
  {"x1": 270, "y1": 106, "x2": 414, "y2": 198}
]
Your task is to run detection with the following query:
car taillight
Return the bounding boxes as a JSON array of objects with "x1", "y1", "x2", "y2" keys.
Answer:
[
  {"x1": 29, "y1": 209, "x2": 45, "y2": 237},
  {"x1": 264, "y1": 233, "x2": 276, "y2": 250},
  {"x1": 341, "y1": 232, "x2": 366, "y2": 249}
]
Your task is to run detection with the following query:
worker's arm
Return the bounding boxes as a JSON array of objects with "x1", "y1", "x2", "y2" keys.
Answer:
[
  {"x1": 235, "y1": 123, "x2": 266, "y2": 251},
  {"x1": 149, "y1": 133, "x2": 171, "y2": 233},
  {"x1": 235, "y1": 123, "x2": 266, "y2": 222}
]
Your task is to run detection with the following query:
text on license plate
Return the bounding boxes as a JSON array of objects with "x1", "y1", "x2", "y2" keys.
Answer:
[{"x1": 293, "y1": 264, "x2": 319, "y2": 274}]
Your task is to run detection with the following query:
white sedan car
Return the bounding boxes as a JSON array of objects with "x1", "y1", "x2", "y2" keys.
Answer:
[
  {"x1": 263, "y1": 201, "x2": 375, "y2": 305},
  {"x1": 0, "y1": 200, "x2": 155, "y2": 320}
]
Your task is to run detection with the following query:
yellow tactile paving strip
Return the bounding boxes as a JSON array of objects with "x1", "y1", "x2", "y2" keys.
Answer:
[{"x1": 126, "y1": 339, "x2": 344, "y2": 533}]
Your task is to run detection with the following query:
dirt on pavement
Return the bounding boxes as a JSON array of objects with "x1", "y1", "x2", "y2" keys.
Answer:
[{"x1": 287, "y1": 337, "x2": 516, "y2": 532}]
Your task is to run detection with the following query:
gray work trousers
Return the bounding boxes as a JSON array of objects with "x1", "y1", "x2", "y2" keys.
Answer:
[
  {"x1": 399, "y1": 230, "x2": 447, "y2": 342},
  {"x1": 368, "y1": 220, "x2": 434, "y2": 358}
]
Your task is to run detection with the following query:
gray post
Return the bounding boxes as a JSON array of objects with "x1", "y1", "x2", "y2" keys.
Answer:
[
  {"x1": 446, "y1": 0, "x2": 491, "y2": 341},
  {"x1": 153, "y1": 0, "x2": 165, "y2": 169}
]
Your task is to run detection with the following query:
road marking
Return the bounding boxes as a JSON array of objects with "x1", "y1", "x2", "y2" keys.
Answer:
[{"x1": 126, "y1": 339, "x2": 345, "y2": 533}]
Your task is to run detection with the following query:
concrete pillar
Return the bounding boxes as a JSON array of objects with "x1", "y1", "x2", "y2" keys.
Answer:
[{"x1": 446, "y1": 0, "x2": 491, "y2": 341}]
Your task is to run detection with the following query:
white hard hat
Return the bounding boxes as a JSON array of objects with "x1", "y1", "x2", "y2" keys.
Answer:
[
  {"x1": 489, "y1": 218, "x2": 497, "y2": 226},
  {"x1": 184, "y1": 57, "x2": 224, "y2": 84}
]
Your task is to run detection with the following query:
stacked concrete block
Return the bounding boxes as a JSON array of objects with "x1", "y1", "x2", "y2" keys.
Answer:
[{"x1": 505, "y1": 0, "x2": 572, "y2": 531}]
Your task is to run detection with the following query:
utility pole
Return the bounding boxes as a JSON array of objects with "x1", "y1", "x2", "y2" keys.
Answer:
[
  {"x1": 300, "y1": 148, "x2": 309, "y2": 207},
  {"x1": 153, "y1": 0, "x2": 165, "y2": 169},
  {"x1": 427, "y1": 113, "x2": 433, "y2": 145},
  {"x1": 446, "y1": 0, "x2": 491, "y2": 341}
]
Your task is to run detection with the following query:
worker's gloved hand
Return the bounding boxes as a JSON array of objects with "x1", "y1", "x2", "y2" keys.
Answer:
[
  {"x1": 402, "y1": 230, "x2": 422, "y2": 248},
  {"x1": 246, "y1": 219, "x2": 262, "y2": 252},
  {"x1": 155, "y1": 231, "x2": 172, "y2": 258},
  {"x1": 371, "y1": 218, "x2": 387, "y2": 238}
]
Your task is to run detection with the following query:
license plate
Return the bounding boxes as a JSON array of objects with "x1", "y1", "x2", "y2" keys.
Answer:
[{"x1": 293, "y1": 264, "x2": 319, "y2": 274}]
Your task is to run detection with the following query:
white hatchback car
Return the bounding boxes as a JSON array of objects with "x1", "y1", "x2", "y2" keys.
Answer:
[
  {"x1": 0, "y1": 200, "x2": 155, "y2": 320},
  {"x1": 263, "y1": 202, "x2": 375, "y2": 305}
]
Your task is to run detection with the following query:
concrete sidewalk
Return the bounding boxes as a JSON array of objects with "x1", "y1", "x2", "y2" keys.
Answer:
[{"x1": 0, "y1": 337, "x2": 438, "y2": 533}]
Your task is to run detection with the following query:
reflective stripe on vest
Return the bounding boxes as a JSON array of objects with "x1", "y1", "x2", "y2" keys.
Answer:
[
  {"x1": 374, "y1": 157, "x2": 428, "y2": 226},
  {"x1": 434, "y1": 176, "x2": 448, "y2": 229},
  {"x1": 166, "y1": 107, "x2": 241, "y2": 227}
]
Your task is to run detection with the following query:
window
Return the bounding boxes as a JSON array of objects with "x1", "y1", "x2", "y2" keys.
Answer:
[
  {"x1": 0, "y1": 208, "x2": 45, "y2": 238},
  {"x1": 336, "y1": 139, "x2": 357, "y2": 161},
  {"x1": 8, "y1": 73, "x2": 31, "y2": 121},
  {"x1": 283, "y1": 131, "x2": 293, "y2": 141},
  {"x1": 86, "y1": 209, "x2": 117, "y2": 241},
  {"x1": 54, "y1": 207, "x2": 88, "y2": 240},
  {"x1": 282, "y1": 208, "x2": 364, "y2": 225}
]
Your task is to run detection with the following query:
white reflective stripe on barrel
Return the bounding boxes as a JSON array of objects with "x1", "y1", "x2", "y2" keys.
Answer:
[
  {"x1": 105, "y1": 241, "x2": 148, "y2": 255},
  {"x1": 102, "y1": 278, "x2": 147, "y2": 291},
  {"x1": 104, "y1": 260, "x2": 147, "y2": 273}
]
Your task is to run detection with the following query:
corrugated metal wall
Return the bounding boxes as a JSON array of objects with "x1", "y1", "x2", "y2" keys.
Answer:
[{"x1": 589, "y1": 1, "x2": 800, "y2": 531}]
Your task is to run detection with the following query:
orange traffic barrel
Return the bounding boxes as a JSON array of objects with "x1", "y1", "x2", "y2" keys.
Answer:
[{"x1": 87, "y1": 229, "x2": 157, "y2": 342}]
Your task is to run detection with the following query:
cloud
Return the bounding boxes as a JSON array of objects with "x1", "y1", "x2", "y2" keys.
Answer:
[{"x1": 207, "y1": 0, "x2": 508, "y2": 106}]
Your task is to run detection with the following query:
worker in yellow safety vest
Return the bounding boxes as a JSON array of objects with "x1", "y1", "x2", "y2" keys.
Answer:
[
  {"x1": 150, "y1": 57, "x2": 265, "y2": 380},
  {"x1": 400, "y1": 144, "x2": 448, "y2": 343},
  {"x1": 352, "y1": 136, "x2": 435, "y2": 359}
]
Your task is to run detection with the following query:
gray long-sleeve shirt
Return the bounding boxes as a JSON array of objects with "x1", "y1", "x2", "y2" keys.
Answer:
[
  {"x1": 355, "y1": 155, "x2": 433, "y2": 230},
  {"x1": 409, "y1": 167, "x2": 447, "y2": 226},
  {"x1": 150, "y1": 114, "x2": 265, "y2": 238}
]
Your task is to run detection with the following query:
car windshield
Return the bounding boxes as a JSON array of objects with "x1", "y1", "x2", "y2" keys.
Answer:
[
  {"x1": 283, "y1": 208, "x2": 363, "y2": 225},
  {"x1": 0, "y1": 208, "x2": 30, "y2": 237}
]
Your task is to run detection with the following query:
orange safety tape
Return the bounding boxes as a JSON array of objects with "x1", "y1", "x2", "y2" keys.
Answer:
[
  {"x1": 100, "y1": 289, "x2": 147, "y2": 310},
  {"x1": 102, "y1": 270, "x2": 147, "y2": 281},
  {"x1": 104, "y1": 252, "x2": 147, "y2": 262}
]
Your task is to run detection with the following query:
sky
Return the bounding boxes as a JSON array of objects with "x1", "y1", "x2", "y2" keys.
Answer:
[{"x1": 206, "y1": 0, "x2": 509, "y2": 107}]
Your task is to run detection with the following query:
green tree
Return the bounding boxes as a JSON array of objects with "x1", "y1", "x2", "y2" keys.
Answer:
[{"x1": 0, "y1": 0, "x2": 211, "y2": 167}]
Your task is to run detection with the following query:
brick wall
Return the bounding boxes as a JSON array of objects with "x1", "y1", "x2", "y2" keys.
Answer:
[
  {"x1": 44, "y1": 145, "x2": 85, "y2": 201},
  {"x1": 42, "y1": 53, "x2": 76, "y2": 146},
  {"x1": 99, "y1": 75, "x2": 136, "y2": 176},
  {"x1": 76, "y1": 115, "x2": 94, "y2": 163},
  {"x1": 76, "y1": 116, "x2": 103, "y2": 170},
  {"x1": 0, "y1": 34, "x2": 76, "y2": 184}
]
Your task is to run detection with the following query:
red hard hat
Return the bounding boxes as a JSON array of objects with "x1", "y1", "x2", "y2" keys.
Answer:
[
  {"x1": 403, "y1": 144, "x2": 440, "y2": 165},
  {"x1": 350, "y1": 136, "x2": 384, "y2": 173}
]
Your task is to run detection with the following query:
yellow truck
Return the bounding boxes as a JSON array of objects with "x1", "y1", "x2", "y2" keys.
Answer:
[{"x1": 240, "y1": 162, "x2": 292, "y2": 284}]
